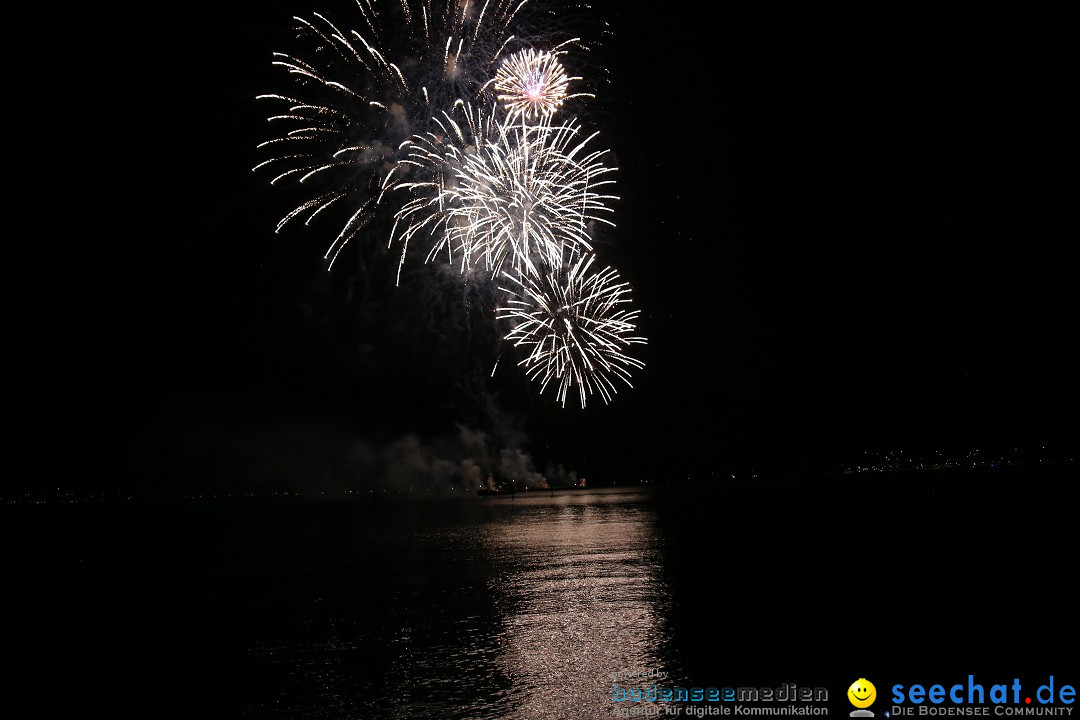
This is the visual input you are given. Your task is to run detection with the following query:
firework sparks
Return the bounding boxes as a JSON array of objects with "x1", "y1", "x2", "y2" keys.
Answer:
[
  {"x1": 496, "y1": 255, "x2": 646, "y2": 408},
  {"x1": 255, "y1": 0, "x2": 646, "y2": 407},
  {"x1": 493, "y1": 48, "x2": 591, "y2": 121},
  {"x1": 387, "y1": 104, "x2": 618, "y2": 282},
  {"x1": 254, "y1": 0, "x2": 556, "y2": 266}
]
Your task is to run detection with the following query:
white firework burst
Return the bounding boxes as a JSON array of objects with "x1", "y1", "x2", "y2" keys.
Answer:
[
  {"x1": 254, "y1": 0, "x2": 646, "y2": 408},
  {"x1": 253, "y1": 0, "x2": 584, "y2": 267},
  {"x1": 496, "y1": 254, "x2": 646, "y2": 408},
  {"x1": 493, "y1": 48, "x2": 591, "y2": 121},
  {"x1": 387, "y1": 104, "x2": 618, "y2": 282}
]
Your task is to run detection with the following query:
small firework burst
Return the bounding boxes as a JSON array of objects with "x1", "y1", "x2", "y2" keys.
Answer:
[
  {"x1": 493, "y1": 48, "x2": 583, "y2": 121},
  {"x1": 496, "y1": 254, "x2": 646, "y2": 408}
]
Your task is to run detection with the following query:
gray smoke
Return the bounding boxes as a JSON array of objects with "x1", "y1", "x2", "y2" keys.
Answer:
[{"x1": 163, "y1": 414, "x2": 575, "y2": 496}]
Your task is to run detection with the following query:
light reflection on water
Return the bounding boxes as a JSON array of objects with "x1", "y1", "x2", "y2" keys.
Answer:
[
  {"x1": 15, "y1": 473, "x2": 1073, "y2": 717},
  {"x1": 481, "y1": 491, "x2": 676, "y2": 719},
  {"x1": 242, "y1": 488, "x2": 680, "y2": 719}
]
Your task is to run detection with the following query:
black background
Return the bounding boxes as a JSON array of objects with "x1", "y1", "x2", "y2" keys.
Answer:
[
  {"x1": 8, "y1": 0, "x2": 1077, "y2": 495},
  {"x1": 7, "y1": 4, "x2": 1077, "y2": 715}
]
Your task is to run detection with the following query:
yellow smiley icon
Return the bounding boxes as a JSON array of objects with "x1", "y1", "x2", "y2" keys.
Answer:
[{"x1": 848, "y1": 678, "x2": 877, "y2": 709}]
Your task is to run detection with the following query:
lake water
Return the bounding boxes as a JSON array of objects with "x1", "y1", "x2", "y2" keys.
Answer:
[{"x1": 8, "y1": 474, "x2": 1077, "y2": 718}]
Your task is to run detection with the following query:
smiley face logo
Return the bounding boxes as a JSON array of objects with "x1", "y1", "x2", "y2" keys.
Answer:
[{"x1": 848, "y1": 678, "x2": 877, "y2": 709}]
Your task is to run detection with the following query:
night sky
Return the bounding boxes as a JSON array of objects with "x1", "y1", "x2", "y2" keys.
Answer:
[{"x1": 9, "y1": 1, "x2": 1077, "y2": 495}]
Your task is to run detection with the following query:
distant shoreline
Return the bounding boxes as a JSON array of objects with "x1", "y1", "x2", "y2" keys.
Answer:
[{"x1": 3, "y1": 458, "x2": 1074, "y2": 506}]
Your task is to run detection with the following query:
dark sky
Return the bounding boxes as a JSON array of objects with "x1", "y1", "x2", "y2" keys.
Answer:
[{"x1": 8, "y1": 1, "x2": 1077, "y2": 494}]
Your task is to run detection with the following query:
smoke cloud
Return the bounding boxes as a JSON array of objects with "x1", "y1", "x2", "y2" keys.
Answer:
[{"x1": 163, "y1": 415, "x2": 576, "y2": 496}]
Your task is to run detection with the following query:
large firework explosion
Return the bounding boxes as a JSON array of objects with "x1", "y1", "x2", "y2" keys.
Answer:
[
  {"x1": 387, "y1": 104, "x2": 617, "y2": 282},
  {"x1": 256, "y1": 0, "x2": 644, "y2": 407}
]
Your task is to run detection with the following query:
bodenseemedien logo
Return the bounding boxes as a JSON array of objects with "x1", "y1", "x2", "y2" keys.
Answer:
[{"x1": 850, "y1": 679, "x2": 877, "y2": 717}]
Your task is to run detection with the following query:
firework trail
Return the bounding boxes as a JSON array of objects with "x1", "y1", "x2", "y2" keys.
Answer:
[{"x1": 255, "y1": 0, "x2": 645, "y2": 407}]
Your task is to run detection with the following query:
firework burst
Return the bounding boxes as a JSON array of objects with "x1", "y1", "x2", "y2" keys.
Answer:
[
  {"x1": 496, "y1": 255, "x2": 646, "y2": 408},
  {"x1": 255, "y1": 0, "x2": 645, "y2": 408},
  {"x1": 253, "y1": 0, "x2": 588, "y2": 267},
  {"x1": 493, "y1": 48, "x2": 592, "y2": 121},
  {"x1": 387, "y1": 104, "x2": 618, "y2": 282}
]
